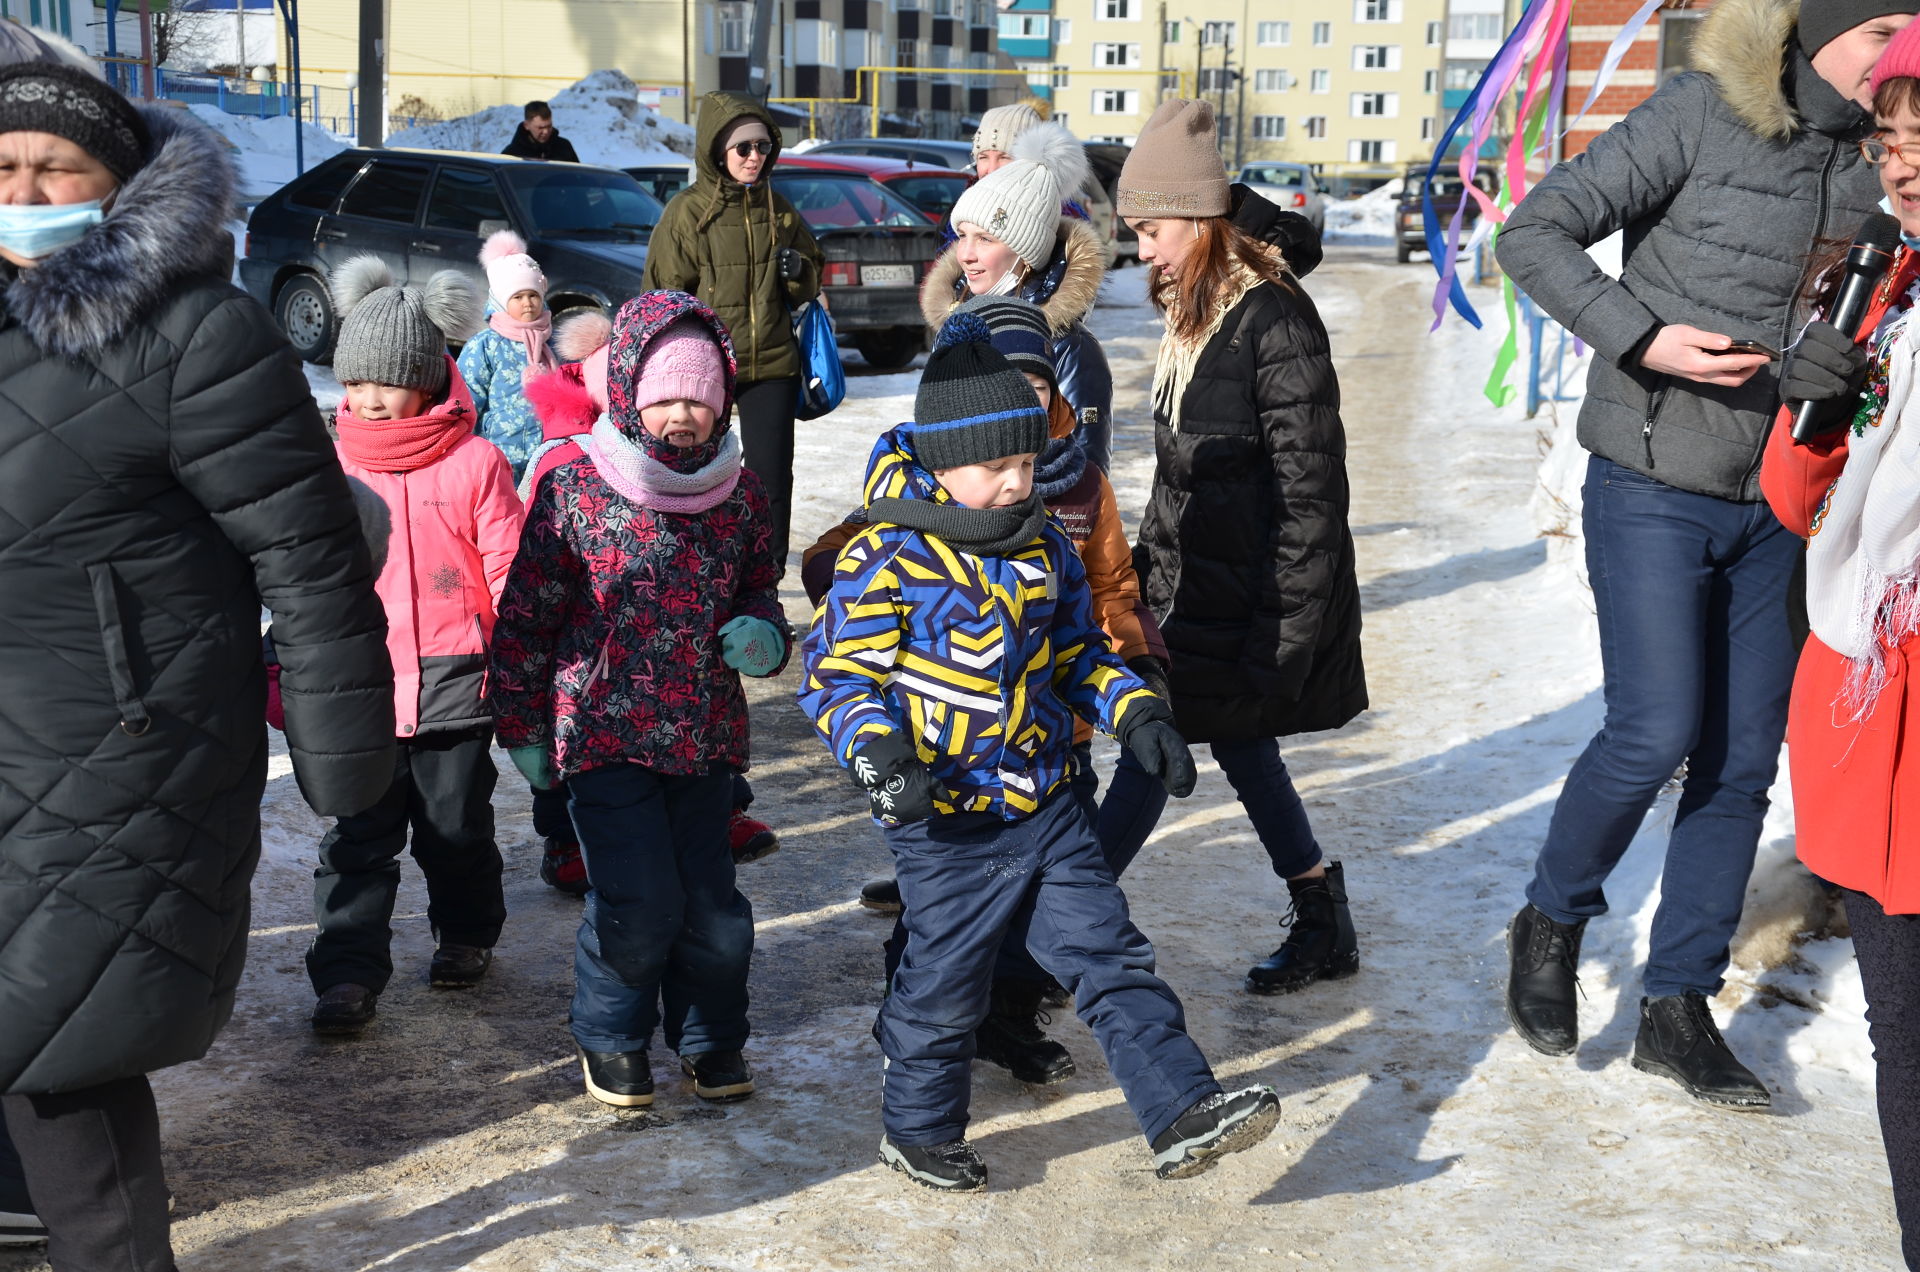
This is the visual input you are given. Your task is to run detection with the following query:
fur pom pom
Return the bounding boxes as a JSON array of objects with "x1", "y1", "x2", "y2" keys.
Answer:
[
  {"x1": 329, "y1": 254, "x2": 395, "y2": 318},
  {"x1": 553, "y1": 308, "x2": 614, "y2": 363},
  {"x1": 479, "y1": 228, "x2": 530, "y2": 266},
  {"x1": 1011, "y1": 121, "x2": 1091, "y2": 201},
  {"x1": 934, "y1": 310, "x2": 994, "y2": 350},
  {"x1": 420, "y1": 269, "x2": 485, "y2": 342},
  {"x1": 523, "y1": 364, "x2": 600, "y2": 435}
]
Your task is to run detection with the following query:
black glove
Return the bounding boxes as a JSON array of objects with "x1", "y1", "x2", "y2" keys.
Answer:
[
  {"x1": 849, "y1": 732, "x2": 940, "y2": 825},
  {"x1": 1126, "y1": 654, "x2": 1172, "y2": 704},
  {"x1": 1114, "y1": 696, "x2": 1197, "y2": 798},
  {"x1": 1781, "y1": 320, "x2": 1870, "y2": 405},
  {"x1": 776, "y1": 246, "x2": 806, "y2": 283}
]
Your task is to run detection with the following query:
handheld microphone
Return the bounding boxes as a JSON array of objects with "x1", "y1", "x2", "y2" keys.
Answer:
[{"x1": 1791, "y1": 212, "x2": 1904, "y2": 443}]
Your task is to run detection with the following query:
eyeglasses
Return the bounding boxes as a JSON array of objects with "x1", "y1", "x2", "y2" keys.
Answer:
[
  {"x1": 1860, "y1": 137, "x2": 1920, "y2": 166},
  {"x1": 729, "y1": 140, "x2": 773, "y2": 158}
]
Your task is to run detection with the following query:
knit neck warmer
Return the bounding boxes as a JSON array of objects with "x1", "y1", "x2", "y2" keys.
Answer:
[
  {"x1": 335, "y1": 401, "x2": 471, "y2": 473},
  {"x1": 1033, "y1": 432, "x2": 1086, "y2": 500},
  {"x1": 869, "y1": 490, "x2": 1047, "y2": 557},
  {"x1": 1805, "y1": 279, "x2": 1920, "y2": 722},
  {"x1": 489, "y1": 309, "x2": 558, "y2": 380},
  {"x1": 585, "y1": 412, "x2": 742, "y2": 513},
  {"x1": 1152, "y1": 254, "x2": 1273, "y2": 431}
]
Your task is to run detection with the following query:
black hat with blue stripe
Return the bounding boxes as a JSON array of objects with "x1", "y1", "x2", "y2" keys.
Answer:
[
  {"x1": 940, "y1": 294, "x2": 1058, "y2": 394},
  {"x1": 913, "y1": 315, "x2": 1051, "y2": 471}
]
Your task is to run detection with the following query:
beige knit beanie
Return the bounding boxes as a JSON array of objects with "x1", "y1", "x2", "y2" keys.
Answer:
[
  {"x1": 973, "y1": 102, "x2": 1044, "y2": 159},
  {"x1": 1115, "y1": 98, "x2": 1230, "y2": 219}
]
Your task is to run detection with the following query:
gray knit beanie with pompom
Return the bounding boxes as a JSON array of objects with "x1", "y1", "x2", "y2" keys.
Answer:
[{"x1": 329, "y1": 255, "x2": 484, "y2": 395}]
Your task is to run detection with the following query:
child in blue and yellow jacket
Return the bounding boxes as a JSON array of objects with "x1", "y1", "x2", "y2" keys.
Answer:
[{"x1": 798, "y1": 339, "x2": 1280, "y2": 1193}]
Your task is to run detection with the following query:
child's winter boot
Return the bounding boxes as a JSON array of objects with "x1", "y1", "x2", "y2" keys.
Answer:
[
  {"x1": 728, "y1": 809, "x2": 780, "y2": 864},
  {"x1": 1150, "y1": 1086, "x2": 1281, "y2": 1180},
  {"x1": 1246, "y1": 860, "x2": 1358, "y2": 995},
  {"x1": 974, "y1": 980, "x2": 1075, "y2": 1085},
  {"x1": 880, "y1": 1138, "x2": 989, "y2": 1192}
]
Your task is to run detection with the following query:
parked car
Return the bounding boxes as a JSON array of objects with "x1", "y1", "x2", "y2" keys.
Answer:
[
  {"x1": 804, "y1": 137, "x2": 976, "y2": 170},
  {"x1": 623, "y1": 159, "x2": 695, "y2": 205},
  {"x1": 779, "y1": 152, "x2": 971, "y2": 226},
  {"x1": 1237, "y1": 162, "x2": 1327, "y2": 235},
  {"x1": 1395, "y1": 162, "x2": 1498, "y2": 264},
  {"x1": 767, "y1": 162, "x2": 942, "y2": 369},
  {"x1": 1084, "y1": 142, "x2": 1137, "y2": 264},
  {"x1": 242, "y1": 149, "x2": 663, "y2": 363}
]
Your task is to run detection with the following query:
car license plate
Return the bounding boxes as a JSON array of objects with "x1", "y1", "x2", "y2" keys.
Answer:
[{"x1": 861, "y1": 264, "x2": 916, "y2": 286}]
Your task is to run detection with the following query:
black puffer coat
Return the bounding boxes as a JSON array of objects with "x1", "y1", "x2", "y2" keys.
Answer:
[
  {"x1": 1134, "y1": 195, "x2": 1365, "y2": 744},
  {"x1": 0, "y1": 110, "x2": 395, "y2": 1096}
]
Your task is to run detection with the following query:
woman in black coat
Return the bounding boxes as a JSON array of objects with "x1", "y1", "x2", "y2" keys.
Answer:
[
  {"x1": 0, "y1": 62, "x2": 394, "y2": 1269},
  {"x1": 1118, "y1": 100, "x2": 1366, "y2": 997}
]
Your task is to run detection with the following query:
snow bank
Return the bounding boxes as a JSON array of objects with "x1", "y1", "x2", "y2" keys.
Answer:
[
  {"x1": 188, "y1": 105, "x2": 350, "y2": 202},
  {"x1": 1325, "y1": 178, "x2": 1400, "y2": 241},
  {"x1": 386, "y1": 70, "x2": 695, "y2": 167}
]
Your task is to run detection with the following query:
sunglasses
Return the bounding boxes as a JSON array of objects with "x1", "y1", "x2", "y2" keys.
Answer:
[{"x1": 729, "y1": 139, "x2": 773, "y2": 158}]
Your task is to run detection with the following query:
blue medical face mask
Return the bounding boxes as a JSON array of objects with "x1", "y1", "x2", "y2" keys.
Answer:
[
  {"x1": 0, "y1": 200, "x2": 105, "y2": 260},
  {"x1": 1878, "y1": 193, "x2": 1920, "y2": 251}
]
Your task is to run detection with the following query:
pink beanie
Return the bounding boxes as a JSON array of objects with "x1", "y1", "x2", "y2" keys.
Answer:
[
  {"x1": 636, "y1": 318, "x2": 728, "y2": 417},
  {"x1": 479, "y1": 229, "x2": 547, "y2": 304},
  {"x1": 1872, "y1": 21, "x2": 1920, "y2": 96}
]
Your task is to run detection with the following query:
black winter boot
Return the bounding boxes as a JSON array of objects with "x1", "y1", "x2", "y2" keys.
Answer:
[
  {"x1": 1631, "y1": 993, "x2": 1771, "y2": 1109},
  {"x1": 974, "y1": 980, "x2": 1075, "y2": 1085},
  {"x1": 1505, "y1": 904, "x2": 1586, "y2": 1056},
  {"x1": 1246, "y1": 861, "x2": 1359, "y2": 995}
]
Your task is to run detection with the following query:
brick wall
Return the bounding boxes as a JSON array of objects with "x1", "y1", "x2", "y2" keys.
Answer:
[{"x1": 1561, "y1": 0, "x2": 1713, "y2": 156}]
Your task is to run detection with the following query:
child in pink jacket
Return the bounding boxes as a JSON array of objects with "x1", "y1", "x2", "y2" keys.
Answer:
[{"x1": 306, "y1": 256, "x2": 525, "y2": 1036}]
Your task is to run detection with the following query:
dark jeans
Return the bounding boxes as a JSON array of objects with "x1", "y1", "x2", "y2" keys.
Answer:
[
  {"x1": 307, "y1": 727, "x2": 505, "y2": 995},
  {"x1": 1848, "y1": 890, "x2": 1920, "y2": 1270},
  {"x1": 1212, "y1": 737, "x2": 1324, "y2": 879},
  {"x1": 881, "y1": 792, "x2": 1219, "y2": 1146},
  {"x1": 1527, "y1": 458, "x2": 1798, "y2": 998},
  {"x1": 735, "y1": 375, "x2": 798, "y2": 571},
  {"x1": 568, "y1": 763, "x2": 754, "y2": 1055},
  {"x1": 1, "y1": 1076, "x2": 175, "y2": 1271}
]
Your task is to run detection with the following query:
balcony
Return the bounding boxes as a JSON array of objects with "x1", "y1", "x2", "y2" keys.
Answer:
[{"x1": 999, "y1": 35, "x2": 1051, "y2": 58}]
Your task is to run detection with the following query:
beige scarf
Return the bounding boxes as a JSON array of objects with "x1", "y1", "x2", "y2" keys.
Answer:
[{"x1": 1151, "y1": 250, "x2": 1282, "y2": 430}]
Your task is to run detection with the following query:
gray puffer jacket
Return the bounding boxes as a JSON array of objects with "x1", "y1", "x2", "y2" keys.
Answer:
[{"x1": 1495, "y1": 0, "x2": 1878, "y2": 502}]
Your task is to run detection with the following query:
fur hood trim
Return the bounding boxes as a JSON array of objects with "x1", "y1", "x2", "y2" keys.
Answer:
[
  {"x1": 1691, "y1": 0, "x2": 1800, "y2": 139},
  {"x1": 920, "y1": 216, "x2": 1106, "y2": 335},
  {"x1": 6, "y1": 107, "x2": 237, "y2": 358}
]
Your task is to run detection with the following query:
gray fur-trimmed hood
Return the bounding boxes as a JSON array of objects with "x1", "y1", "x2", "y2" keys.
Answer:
[
  {"x1": 5, "y1": 106, "x2": 236, "y2": 358},
  {"x1": 1691, "y1": 0, "x2": 1801, "y2": 139}
]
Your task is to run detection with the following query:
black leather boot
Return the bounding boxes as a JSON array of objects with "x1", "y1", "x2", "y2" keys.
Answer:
[
  {"x1": 1505, "y1": 904, "x2": 1586, "y2": 1056},
  {"x1": 1631, "y1": 993, "x2": 1771, "y2": 1109},
  {"x1": 1246, "y1": 861, "x2": 1359, "y2": 995},
  {"x1": 974, "y1": 980, "x2": 1075, "y2": 1085}
]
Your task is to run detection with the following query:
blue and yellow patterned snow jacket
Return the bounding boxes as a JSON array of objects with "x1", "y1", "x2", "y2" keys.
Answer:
[{"x1": 798, "y1": 426, "x2": 1159, "y2": 822}]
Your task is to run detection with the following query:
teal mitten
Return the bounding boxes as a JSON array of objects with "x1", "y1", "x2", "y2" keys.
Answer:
[
  {"x1": 508, "y1": 744, "x2": 556, "y2": 791},
  {"x1": 719, "y1": 615, "x2": 786, "y2": 677}
]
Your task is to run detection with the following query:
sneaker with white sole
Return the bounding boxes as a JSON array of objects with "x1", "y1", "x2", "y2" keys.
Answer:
[
  {"x1": 0, "y1": 1207, "x2": 46, "y2": 1247},
  {"x1": 879, "y1": 1137, "x2": 988, "y2": 1192},
  {"x1": 680, "y1": 1050, "x2": 755, "y2": 1102},
  {"x1": 580, "y1": 1048, "x2": 654, "y2": 1108},
  {"x1": 1150, "y1": 1086, "x2": 1281, "y2": 1180}
]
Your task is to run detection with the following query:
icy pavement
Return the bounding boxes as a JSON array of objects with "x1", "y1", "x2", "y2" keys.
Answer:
[{"x1": 0, "y1": 249, "x2": 1894, "y2": 1271}]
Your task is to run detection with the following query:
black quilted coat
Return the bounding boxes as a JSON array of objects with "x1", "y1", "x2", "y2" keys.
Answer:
[
  {"x1": 1135, "y1": 196, "x2": 1366, "y2": 744},
  {"x1": 0, "y1": 111, "x2": 395, "y2": 1096}
]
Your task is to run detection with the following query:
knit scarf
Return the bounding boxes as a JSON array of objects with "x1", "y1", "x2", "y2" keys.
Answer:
[
  {"x1": 335, "y1": 403, "x2": 471, "y2": 473},
  {"x1": 1805, "y1": 298, "x2": 1920, "y2": 723},
  {"x1": 1152, "y1": 255, "x2": 1273, "y2": 431},
  {"x1": 489, "y1": 310, "x2": 558, "y2": 381},
  {"x1": 868, "y1": 490, "x2": 1047, "y2": 557},
  {"x1": 584, "y1": 412, "x2": 742, "y2": 513},
  {"x1": 1033, "y1": 432, "x2": 1087, "y2": 500}
]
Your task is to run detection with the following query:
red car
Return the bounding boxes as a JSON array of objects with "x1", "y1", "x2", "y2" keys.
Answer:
[{"x1": 779, "y1": 152, "x2": 972, "y2": 226}]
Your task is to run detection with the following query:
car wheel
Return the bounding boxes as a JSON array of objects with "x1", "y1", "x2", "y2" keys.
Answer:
[
  {"x1": 856, "y1": 327, "x2": 922, "y2": 370},
  {"x1": 276, "y1": 273, "x2": 336, "y2": 364},
  {"x1": 1395, "y1": 241, "x2": 1413, "y2": 264}
]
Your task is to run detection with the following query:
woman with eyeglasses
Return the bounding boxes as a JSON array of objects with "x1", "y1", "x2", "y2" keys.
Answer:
[
  {"x1": 643, "y1": 91, "x2": 823, "y2": 574},
  {"x1": 1763, "y1": 27, "x2": 1920, "y2": 1270}
]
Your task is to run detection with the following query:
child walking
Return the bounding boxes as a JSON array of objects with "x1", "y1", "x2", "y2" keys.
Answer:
[
  {"x1": 459, "y1": 230, "x2": 560, "y2": 481},
  {"x1": 489, "y1": 292, "x2": 788, "y2": 1109},
  {"x1": 799, "y1": 338, "x2": 1279, "y2": 1191},
  {"x1": 308, "y1": 257, "x2": 524, "y2": 1035}
]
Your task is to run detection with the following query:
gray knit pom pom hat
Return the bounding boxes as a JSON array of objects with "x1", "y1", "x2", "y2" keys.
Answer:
[{"x1": 329, "y1": 255, "x2": 485, "y2": 395}]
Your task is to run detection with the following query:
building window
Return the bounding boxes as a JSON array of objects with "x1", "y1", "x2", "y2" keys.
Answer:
[
  {"x1": 1423, "y1": 68, "x2": 1436, "y2": 93},
  {"x1": 1051, "y1": 62, "x2": 1069, "y2": 86},
  {"x1": 999, "y1": 14, "x2": 1049, "y2": 39},
  {"x1": 1093, "y1": 88, "x2": 1140, "y2": 113},
  {"x1": 1658, "y1": 10, "x2": 1705, "y2": 84},
  {"x1": 1257, "y1": 20, "x2": 1289, "y2": 46},
  {"x1": 1445, "y1": 61, "x2": 1486, "y2": 91},
  {"x1": 1054, "y1": 17, "x2": 1071, "y2": 42},
  {"x1": 1351, "y1": 91, "x2": 1396, "y2": 117},
  {"x1": 1164, "y1": 19, "x2": 1179, "y2": 42},
  {"x1": 896, "y1": 37, "x2": 918, "y2": 67},
  {"x1": 932, "y1": 0, "x2": 951, "y2": 15},
  {"x1": 1421, "y1": 116, "x2": 1435, "y2": 142},
  {"x1": 718, "y1": 1, "x2": 749, "y2": 54},
  {"x1": 1198, "y1": 67, "x2": 1236, "y2": 92},
  {"x1": 795, "y1": 18, "x2": 838, "y2": 63},
  {"x1": 1355, "y1": 0, "x2": 1395, "y2": 22},
  {"x1": 1201, "y1": 20, "x2": 1234, "y2": 46},
  {"x1": 1305, "y1": 115, "x2": 1326, "y2": 139},
  {"x1": 1449, "y1": 13, "x2": 1502, "y2": 40},
  {"x1": 1099, "y1": 0, "x2": 1132, "y2": 20},
  {"x1": 1426, "y1": 19, "x2": 1442, "y2": 45},
  {"x1": 1310, "y1": 68, "x2": 1329, "y2": 93},
  {"x1": 1254, "y1": 68, "x2": 1288, "y2": 92},
  {"x1": 970, "y1": 0, "x2": 992, "y2": 26},
  {"x1": 1349, "y1": 138, "x2": 1393, "y2": 162},
  {"x1": 1054, "y1": 111, "x2": 1068, "y2": 126},
  {"x1": 1355, "y1": 44, "x2": 1400, "y2": 70},
  {"x1": 1312, "y1": 21, "x2": 1331, "y2": 46},
  {"x1": 1094, "y1": 41, "x2": 1141, "y2": 67},
  {"x1": 1252, "y1": 114, "x2": 1285, "y2": 139}
]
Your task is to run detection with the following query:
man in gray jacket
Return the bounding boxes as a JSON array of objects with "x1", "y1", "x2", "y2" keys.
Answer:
[{"x1": 1496, "y1": 0, "x2": 1910, "y2": 1108}]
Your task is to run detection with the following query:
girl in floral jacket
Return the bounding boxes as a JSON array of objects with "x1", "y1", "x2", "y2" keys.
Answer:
[{"x1": 489, "y1": 291, "x2": 788, "y2": 1111}]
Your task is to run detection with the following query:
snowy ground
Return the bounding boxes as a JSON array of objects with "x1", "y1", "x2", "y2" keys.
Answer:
[{"x1": 2, "y1": 247, "x2": 1897, "y2": 1271}]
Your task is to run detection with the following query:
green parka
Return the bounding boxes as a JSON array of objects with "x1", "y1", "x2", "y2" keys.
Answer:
[{"x1": 642, "y1": 92, "x2": 823, "y2": 384}]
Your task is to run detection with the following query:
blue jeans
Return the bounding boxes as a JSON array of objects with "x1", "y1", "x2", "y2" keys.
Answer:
[
  {"x1": 880, "y1": 792, "x2": 1220, "y2": 1146},
  {"x1": 1527, "y1": 457, "x2": 1798, "y2": 998},
  {"x1": 1211, "y1": 738, "x2": 1324, "y2": 879},
  {"x1": 567, "y1": 763, "x2": 753, "y2": 1056}
]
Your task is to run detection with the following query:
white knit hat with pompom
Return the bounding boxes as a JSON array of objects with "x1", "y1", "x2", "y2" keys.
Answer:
[
  {"x1": 947, "y1": 121, "x2": 1092, "y2": 270},
  {"x1": 479, "y1": 229, "x2": 547, "y2": 305}
]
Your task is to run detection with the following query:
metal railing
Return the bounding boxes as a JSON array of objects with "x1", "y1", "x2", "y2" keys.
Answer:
[{"x1": 1521, "y1": 292, "x2": 1586, "y2": 419}]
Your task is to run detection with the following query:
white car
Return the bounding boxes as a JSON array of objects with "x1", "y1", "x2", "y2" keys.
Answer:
[{"x1": 1238, "y1": 163, "x2": 1327, "y2": 235}]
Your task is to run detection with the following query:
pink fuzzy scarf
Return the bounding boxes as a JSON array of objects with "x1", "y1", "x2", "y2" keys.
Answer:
[{"x1": 488, "y1": 311, "x2": 558, "y2": 380}]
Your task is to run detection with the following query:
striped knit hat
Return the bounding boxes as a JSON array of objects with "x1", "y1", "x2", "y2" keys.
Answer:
[
  {"x1": 912, "y1": 336, "x2": 1049, "y2": 470},
  {"x1": 939, "y1": 296, "x2": 1057, "y2": 393}
]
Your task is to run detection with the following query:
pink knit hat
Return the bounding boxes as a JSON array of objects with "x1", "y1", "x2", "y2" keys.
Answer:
[
  {"x1": 1871, "y1": 20, "x2": 1920, "y2": 96},
  {"x1": 636, "y1": 317, "x2": 728, "y2": 417},
  {"x1": 479, "y1": 229, "x2": 547, "y2": 304}
]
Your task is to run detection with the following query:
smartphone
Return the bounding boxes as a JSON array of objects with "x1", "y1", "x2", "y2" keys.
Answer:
[{"x1": 1716, "y1": 339, "x2": 1780, "y2": 360}]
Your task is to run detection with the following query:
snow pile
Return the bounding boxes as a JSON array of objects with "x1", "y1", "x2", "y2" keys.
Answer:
[
  {"x1": 1325, "y1": 177, "x2": 1401, "y2": 241},
  {"x1": 386, "y1": 71, "x2": 695, "y2": 167},
  {"x1": 187, "y1": 105, "x2": 350, "y2": 201}
]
